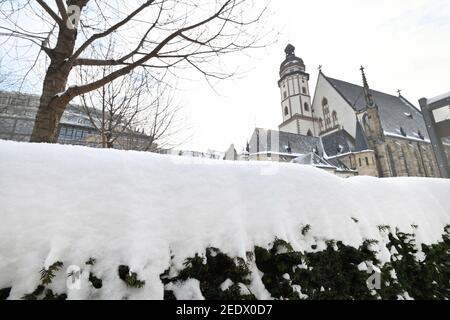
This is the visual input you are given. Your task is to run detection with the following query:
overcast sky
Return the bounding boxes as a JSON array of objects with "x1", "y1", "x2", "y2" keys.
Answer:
[{"x1": 177, "y1": 0, "x2": 450, "y2": 152}]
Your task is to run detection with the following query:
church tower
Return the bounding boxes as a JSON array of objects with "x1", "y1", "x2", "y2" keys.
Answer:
[{"x1": 278, "y1": 44, "x2": 315, "y2": 136}]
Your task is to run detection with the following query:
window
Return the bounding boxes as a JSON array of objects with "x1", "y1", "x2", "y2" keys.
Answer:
[
  {"x1": 332, "y1": 111, "x2": 338, "y2": 127},
  {"x1": 319, "y1": 118, "x2": 324, "y2": 131},
  {"x1": 284, "y1": 107, "x2": 289, "y2": 116},
  {"x1": 304, "y1": 102, "x2": 309, "y2": 112},
  {"x1": 359, "y1": 158, "x2": 362, "y2": 167},
  {"x1": 307, "y1": 129, "x2": 313, "y2": 137},
  {"x1": 322, "y1": 98, "x2": 331, "y2": 130},
  {"x1": 302, "y1": 87, "x2": 307, "y2": 94},
  {"x1": 365, "y1": 157, "x2": 369, "y2": 166},
  {"x1": 283, "y1": 91, "x2": 287, "y2": 99}
]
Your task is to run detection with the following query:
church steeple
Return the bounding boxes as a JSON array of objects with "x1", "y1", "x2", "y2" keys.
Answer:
[
  {"x1": 360, "y1": 66, "x2": 375, "y2": 108},
  {"x1": 278, "y1": 44, "x2": 314, "y2": 136}
]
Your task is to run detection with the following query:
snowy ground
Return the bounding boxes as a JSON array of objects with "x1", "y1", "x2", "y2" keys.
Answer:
[{"x1": 0, "y1": 140, "x2": 449, "y2": 299}]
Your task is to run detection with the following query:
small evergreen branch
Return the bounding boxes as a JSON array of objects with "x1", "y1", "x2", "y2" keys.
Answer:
[{"x1": 40, "y1": 261, "x2": 63, "y2": 285}]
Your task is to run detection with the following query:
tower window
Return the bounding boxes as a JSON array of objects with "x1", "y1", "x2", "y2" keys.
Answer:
[
  {"x1": 302, "y1": 87, "x2": 307, "y2": 94},
  {"x1": 304, "y1": 102, "x2": 309, "y2": 112},
  {"x1": 283, "y1": 91, "x2": 287, "y2": 99},
  {"x1": 284, "y1": 107, "x2": 289, "y2": 116},
  {"x1": 307, "y1": 129, "x2": 313, "y2": 137}
]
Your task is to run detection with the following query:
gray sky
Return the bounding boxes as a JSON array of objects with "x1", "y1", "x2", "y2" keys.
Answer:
[{"x1": 178, "y1": 0, "x2": 450, "y2": 152}]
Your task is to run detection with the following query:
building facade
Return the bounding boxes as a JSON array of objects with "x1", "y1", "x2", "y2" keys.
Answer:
[{"x1": 0, "y1": 91, "x2": 151, "y2": 151}]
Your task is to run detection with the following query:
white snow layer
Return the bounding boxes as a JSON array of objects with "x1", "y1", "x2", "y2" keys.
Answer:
[{"x1": 0, "y1": 140, "x2": 449, "y2": 300}]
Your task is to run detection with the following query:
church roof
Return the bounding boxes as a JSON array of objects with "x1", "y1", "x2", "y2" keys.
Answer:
[
  {"x1": 355, "y1": 121, "x2": 370, "y2": 151},
  {"x1": 249, "y1": 128, "x2": 323, "y2": 156},
  {"x1": 324, "y1": 76, "x2": 431, "y2": 142},
  {"x1": 321, "y1": 129, "x2": 353, "y2": 157}
]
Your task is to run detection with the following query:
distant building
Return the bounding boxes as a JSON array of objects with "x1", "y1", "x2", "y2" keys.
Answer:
[
  {"x1": 242, "y1": 44, "x2": 450, "y2": 178},
  {"x1": 159, "y1": 149, "x2": 224, "y2": 160},
  {"x1": 0, "y1": 91, "x2": 152, "y2": 151}
]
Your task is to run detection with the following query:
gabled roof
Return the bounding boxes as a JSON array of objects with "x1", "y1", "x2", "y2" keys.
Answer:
[
  {"x1": 324, "y1": 76, "x2": 430, "y2": 141},
  {"x1": 321, "y1": 129, "x2": 354, "y2": 157}
]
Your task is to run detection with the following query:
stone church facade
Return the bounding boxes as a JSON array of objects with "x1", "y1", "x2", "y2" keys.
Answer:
[{"x1": 247, "y1": 44, "x2": 449, "y2": 178}]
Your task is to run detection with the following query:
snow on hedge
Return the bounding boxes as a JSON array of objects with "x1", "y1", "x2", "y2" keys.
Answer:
[{"x1": 0, "y1": 140, "x2": 449, "y2": 300}]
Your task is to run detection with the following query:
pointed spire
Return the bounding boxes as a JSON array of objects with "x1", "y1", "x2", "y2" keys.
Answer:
[{"x1": 360, "y1": 66, "x2": 375, "y2": 108}]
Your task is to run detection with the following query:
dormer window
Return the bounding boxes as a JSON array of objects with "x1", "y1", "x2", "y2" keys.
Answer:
[
  {"x1": 400, "y1": 127, "x2": 407, "y2": 137},
  {"x1": 285, "y1": 143, "x2": 292, "y2": 154},
  {"x1": 418, "y1": 130, "x2": 425, "y2": 140},
  {"x1": 404, "y1": 112, "x2": 413, "y2": 119}
]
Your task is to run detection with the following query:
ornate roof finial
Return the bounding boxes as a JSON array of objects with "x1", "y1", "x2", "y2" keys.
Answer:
[
  {"x1": 397, "y1": 89, "x2": 402, "y2": 97},
  {"x1": 285, "y1": 44, "x2": 295, "y2": 57},
  {"x1": 360, "y1": 66, "x2": 375, "y2": 108},
  {"x1": 318, "y1": 65, "x2": 322, "y2": 71}
]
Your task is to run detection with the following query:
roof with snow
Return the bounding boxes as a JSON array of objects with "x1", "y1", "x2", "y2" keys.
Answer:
[
  {"x1": 324, "y1": 76, "x2": 430, "y2": 141},
  {"x1": 249, "y1": 128, "x2": 323, "y2": 156}
]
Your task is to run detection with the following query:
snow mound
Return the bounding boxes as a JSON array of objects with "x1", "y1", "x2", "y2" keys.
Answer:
[{"x1": 0, "y1": 140, "x2": 449, "y2": 299}]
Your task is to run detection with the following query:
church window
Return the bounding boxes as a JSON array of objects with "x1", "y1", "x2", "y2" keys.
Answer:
[
  {"x1": 307, "y1": 129, "x2": 313, "y2": 137},
  {"x1": 322, "y1": 98, "x2": 331, "y2": 130},
  {"x1": 359, "y1": 158, "x2": 362, "y2": 167},
  {"x1": 284, "y1": 107, "x2": 289, "y2": 116},
  {"x1": 332, "y1": 111, "x2": 338, "y2": 127},
  {"x1": 302, "y1": 87, "x2": 307, "y2": 94},
  {"x1": 319, "y1": 118, "x2": 324, "y2": 131},
  {"x1": 304, "y1": 102, "x2": 309, "y2": 112},
  {"x1": 365, "y1": 157, "x2": 369, "y2": 166}
]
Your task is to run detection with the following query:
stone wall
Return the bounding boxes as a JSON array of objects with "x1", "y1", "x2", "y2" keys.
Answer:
[{"x1": 375, "y1": 137, "x2": 440, "y2": 178}]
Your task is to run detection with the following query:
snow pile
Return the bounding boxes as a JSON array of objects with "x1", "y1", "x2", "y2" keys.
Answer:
[{"x1": 0, "y1": 140, "x2": 449, "y2": 300}]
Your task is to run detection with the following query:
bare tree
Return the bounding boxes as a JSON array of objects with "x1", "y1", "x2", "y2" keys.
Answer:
[
  {"x1": 0, "y1": 0, "x2": 270, "y2": 143},
  {"x1": 78, "y1": 37, "x2": 185, "y2": 150},
  {"x1": 80, "y1": 67, "x2": 183, "y2": 151},
  {"x1": 79, "y1": 69, "x2": 146, "y2": 149}
]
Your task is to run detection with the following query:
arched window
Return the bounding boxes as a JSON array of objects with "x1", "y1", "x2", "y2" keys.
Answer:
[
  {"x1": 307, "y1": 129, "x2": 313, "y2": 137},
  {"x1": 332, "y1": 111, "x2": 338, "y2": 127},
  {"x1": 319, "y1": 118, "x2": 324, "y2": 132},
  {"x1": 284, "y1": 106, "x2": 289, "y2": 116},
  {"x1": 304, "y1": 102, "x2": 309, "y2": 112},
  {"x1": 322, "y1": 98, "x2": 331, "y2": 130}
]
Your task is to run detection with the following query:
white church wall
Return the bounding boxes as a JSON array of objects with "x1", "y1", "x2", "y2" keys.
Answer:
[{"x1": 312, "y1": 73, "x2": 357, "y2": 138}]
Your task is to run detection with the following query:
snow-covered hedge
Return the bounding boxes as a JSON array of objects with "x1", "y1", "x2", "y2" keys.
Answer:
[{"x1": 0, "y1": 141, "x2": 449, "y2": 300}]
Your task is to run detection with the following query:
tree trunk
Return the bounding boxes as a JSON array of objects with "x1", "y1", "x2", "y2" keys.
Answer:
[{"x1": 30, "y1": 27, "x2": 77, "y2": 143}]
